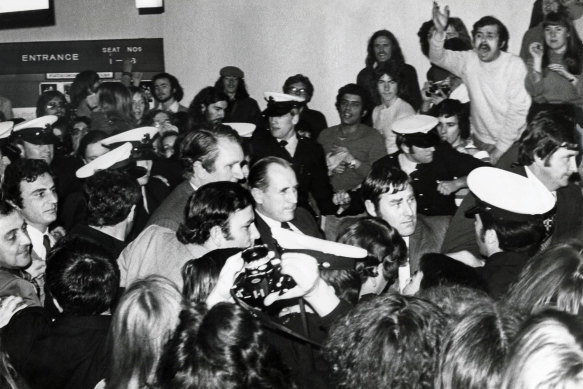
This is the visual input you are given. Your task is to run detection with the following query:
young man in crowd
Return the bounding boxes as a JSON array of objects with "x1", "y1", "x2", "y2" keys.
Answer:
[{"x1": 151, "y1": 72, "x2": 188, "y2": 113}]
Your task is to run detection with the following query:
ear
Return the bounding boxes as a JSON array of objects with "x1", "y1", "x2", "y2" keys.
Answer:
[
  {"x1": 192, "y1": 160, "x2": 208, "y2": 179},
  {"x1": 251, "y1": 187, "x2": 264, "y2": 205},
  {"x1": 533, "y1": 153, "x2": 545, "y2": 168},
  {"x1": 401, "y1": 143, "x2": 411, "y2": 154},
  {"x1": 127, "y1": 204, "x2": 137, "y2": 223},
  {"x1": 361, "y1": 109, "x2": 368, "y2": 118},
  {"x1": 364, "y1": 199, "x2": 377, "y2": 217},
  {"x1": 292, "y1": 112, "x2": 300, "y2": 126},
  {"x1": 15, "y1": 143, "x2": 24, "y2": 156},
  {"x1": 499, "y1": 40, "x2": 507, "y2": 49},
  {"x1": 209, "y1": 225, "x2": 227, "y2": 247},
  {"x1": 200, "y1": 104, "x2": 207, "y2": 114}
]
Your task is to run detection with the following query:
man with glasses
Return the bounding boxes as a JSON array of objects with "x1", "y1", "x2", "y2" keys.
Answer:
[
  {"x1": 430, "y1": 3, "x2": 531, "y2": 164},
  {"x1": 282, "y1": 74, "x2": 328, "y2": 140},
  {"x1": 318, "y1": 83, "x2": 386, "y2": 213}
]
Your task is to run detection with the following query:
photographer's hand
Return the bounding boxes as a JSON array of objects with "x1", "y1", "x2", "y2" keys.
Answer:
[
  {"x1": 206, "y1": 251, "x2": 245, "y2": 308},
  {"x1": 264, "y1": 253, "x2": 340, "y2": 317},
  {"x1": 0, "y1": 296, "x2": 26, "y2": 328}
]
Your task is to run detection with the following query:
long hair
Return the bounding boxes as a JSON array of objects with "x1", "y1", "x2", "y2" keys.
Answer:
[
  {"x1": 501, "y1": 309, "x2": 583, "y2": 389},
  {"x1": 157, "y1": 302, "x2": 295, "y2": 389},
  {"x1": 435, "y1": 303, "x2": 524, "y2": 389},
  {"x1": 36, "y1": 90, "x2": 67, "y2": 117},
  {"x1": 505, "y1": 241, "x2": 583, "y2": 315},
  {"x1": 107, "y1": 276, "x2": 182, "y2": 389},
  {"x1": 542, "y1": 11, "x2": 583, "y2": 75},
  {"x1": 365, "y1": 29, "x2": 405, "y2": 68},
  {"x1": 214, "y1": 76, "x2": 250, "y2": 99},
  {"x1": 326, "y1": 294, "x2": 447, "y2": 389},
  {"x1": 97, "y1": 82, "x2": 134, "y2": 120}
]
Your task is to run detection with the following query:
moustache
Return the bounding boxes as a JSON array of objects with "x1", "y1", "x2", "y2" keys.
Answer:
[{"x1": 479, "y1": 44, "x2": 490, "y2": 51}]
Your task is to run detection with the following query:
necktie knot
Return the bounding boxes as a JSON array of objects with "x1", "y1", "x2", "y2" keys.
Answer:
[{"x1": 279, "y1": 140, "x2": 288, "y2": 148}]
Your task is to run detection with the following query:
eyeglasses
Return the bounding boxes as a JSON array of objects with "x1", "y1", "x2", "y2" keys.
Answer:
[
  {"x1": 46, "y1": 102, "x2": 66, "y2": 110},
  {"x1": 474, "y1": 32, "x2": 499, "y2": 41},
  {"x1": 287, "y1": 87, "x2": 308, "y2": 95}
]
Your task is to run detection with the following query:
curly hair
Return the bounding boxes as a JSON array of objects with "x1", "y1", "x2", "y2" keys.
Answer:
[
  {"x1": 337, "y1": 217, "x2": 407, "y2": 288},
  {"x1": 187, "y1": 86, "x2": 229, "y2": 126},
  {"x1": 176, "y1": 182, "x2": 252, "y2": 245},
  {"x1": 326, "y1": 294, "x2": 447, "y2": 389},
  {"x1": 157, "y1": 302, "x2": 295, "y2": 389},
  {"x1": 435, "y1": 303, "x2": 524, "y2": 389},
  {"x1": 84, "y1": 169, "x2": 141, "y2": 227},
  {"x1": 2, "y1": 159, "x2": 54, "y2": 208}
]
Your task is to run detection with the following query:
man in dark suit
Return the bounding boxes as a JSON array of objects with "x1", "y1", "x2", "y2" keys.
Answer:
[
  {"x1": 250, "y1": 92, "x2": 336, "y2": 215},
  {"x1": 361, "y1": 163, "x2": 448, "y2": 290},
  {"x1": 441, "y1": 109, "x2": 583, "y2": 257},
  {"x1": 248, "y1": 156, "x2": 323, "y2": 252},
  {"x1": 146, "y1": 124, "x2": 245, "y2": 232}
]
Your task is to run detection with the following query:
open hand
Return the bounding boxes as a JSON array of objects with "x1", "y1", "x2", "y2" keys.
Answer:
[{"x1": 432, "y1": 1, "x2": 450, "y2": 34}]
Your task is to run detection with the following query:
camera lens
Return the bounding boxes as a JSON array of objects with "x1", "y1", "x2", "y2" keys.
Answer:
[{"x1": 241, "y1": 245, "x2": 269, "y2": 262}]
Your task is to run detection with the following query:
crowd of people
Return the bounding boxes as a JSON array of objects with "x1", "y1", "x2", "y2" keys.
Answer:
[{"x1": 1, "y1": 0, "x2": 583, "y2": 388}]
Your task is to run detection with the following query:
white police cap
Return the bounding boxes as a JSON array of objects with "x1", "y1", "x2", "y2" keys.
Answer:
[
  {"x1": 224, "y1": 122, "x2": 256, "y2": 138},
  {"x1": 392, "y1": 114, "x2": 438, "y2": 135},
  {"x1": 12, "y1": 115, "x2": 59, "y2": 145},
  {"x1": 466, "y1": 167, "x2": 556, "y2": 221},
  {"x1": 101, "y1": 126, "x2": 159, "y2": 147},
  {"x1": 76, "y1": 142, "x2": 133, "y2": 178},
  {"x1": 262, "y1": 92, "x2": 305, "y2": 117}
]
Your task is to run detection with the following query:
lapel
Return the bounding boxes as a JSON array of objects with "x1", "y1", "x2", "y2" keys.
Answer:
[{"x1": 254, "y1": 212, "x2": 278, "y2": 252}]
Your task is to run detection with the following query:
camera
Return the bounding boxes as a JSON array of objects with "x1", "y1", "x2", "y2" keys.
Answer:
[{"x1": 231, "y1": 245, "x2": 296, "y2": 308}]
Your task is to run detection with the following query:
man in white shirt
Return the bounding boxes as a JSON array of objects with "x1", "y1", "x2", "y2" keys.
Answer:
[
  {"x1": 3, "y1": 159, "x2": 58, "y2": 262},
  {"x1": 429, "y1": 3, "x2": 531, "y2": 164}
]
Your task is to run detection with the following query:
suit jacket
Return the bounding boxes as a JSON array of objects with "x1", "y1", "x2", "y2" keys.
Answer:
[
  {"x1": 0, "y1": 268, "x2": 41, "y2": 307},
  {"x1": 4, "y1": 307, "x2": 111, "y2": 389},
  {"x1": 477, "y1": 251, "x2": 530, "y2": 299},
  {"x1": 145, "y1": 180, "x2": 195, "y2": 232},
  {"x1": 254, "y1": 207, "x2": 323, "y2": 253},
  {"x1": 409, "y1": 214, "x2": 450, "y2": 273},
  {"x1": 69, "y1": 224, "x2": 126, "y2": 259},
  {"x1": 441, "y1": 143, "x2": 583, "y2": 256},
  {"x1": 250, "y1": 128, "x2": 337, "y2": 215}
]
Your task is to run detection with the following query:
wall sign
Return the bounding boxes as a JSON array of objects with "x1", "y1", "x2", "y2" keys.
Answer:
[{"x1": 0, "y1": 38, "x2": 164, "y2": 74}]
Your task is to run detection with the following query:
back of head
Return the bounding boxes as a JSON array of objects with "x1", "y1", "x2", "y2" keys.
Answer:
[
  {"x1": 419, "y1": 284, "x2": 492, "y2": 319},
  {"x1": 157, "y1": 302, "x2": 294, "y2": 389},
  {"x1": 2, "y1": 158, "x2": 53, "y2": 208},
  {"x1": 337, "y1": 217, "x2": 407, "y2": 287},
  {"x1": 84, "y1": 169, "x2": 141, "y2": 227},
  {"x1": 501, "y1": 309, "x2": 583, "y2": 389},
  {"x1": 181, "y1": 247, "x2": 241, "y2": 303},
  {"x1": 505, "y1": 241, "x2": 583, "y2": 315},
  {"x1": 326, "y1": 293, "x2": 446, "y2": 389},
  {"x1": 108, "y1": 275, "x2": 182, "y2": 389},
  {"x1": 176, "y1": 181, "x2": 252, "y2": 245},
  {"x1": 518, "y1": 109, "x2": 577, "y2": 166},
  {"x1": 436, "y1": 302, "x2": 524, "y2": 389},
  {"x1": 179, "y1": 125, "x2": 240, "y2": 177},
  {"x1": 45, "y1": 236, "x2": 120, "y2": 315}
]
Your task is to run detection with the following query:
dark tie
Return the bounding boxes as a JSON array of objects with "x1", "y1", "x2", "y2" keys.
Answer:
[
  {"x1": 281, "y1": 222, "x2": 292, "y2": 230},
  {"x1": 43, "y1": 234, "x2": 51, "y2": 257},
  {"x1": 279, "y1": 140, "x2": 288, "y2": 148}
]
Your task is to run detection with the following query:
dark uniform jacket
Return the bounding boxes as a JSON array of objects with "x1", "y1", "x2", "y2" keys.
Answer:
[
  {"x1": 441, "y1": 143, "x2": 583, "y2": 256},
  {"x1": 477, "y1": 251, "x2": 531, "y2": 299},
  {"x1": 69, "y1": 224, "x2": 126, "y2": 259},
  {"x1": 250, "y1": 128, "x2": 337, "y2": 215},
  {"x1": 375, "y1": 142, "x2": 488, "y2": 216}
]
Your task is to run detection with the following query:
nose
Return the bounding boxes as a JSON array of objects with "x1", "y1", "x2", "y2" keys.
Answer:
[
  {"x1": 232, "y1": 163, "x2": 244, "y2": 181},
  {"x1": 47, "y1": 190, "x2": 58, "y2": 204},
  {"x1": 402, "y1": 201, "x2": 415, "y2": 217},
  {"x1": 569, "y1": 156, "x2": 578, "y2": 174},
  {"x1": 249, "y1": 222, "x2": 260, "y2": 242},
  {"x1": 286, "y1": 189, "x2": 298, "y2": 204},
  {"x1": 19, "y1": 230, "x2": 32, "y2": 246}
]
